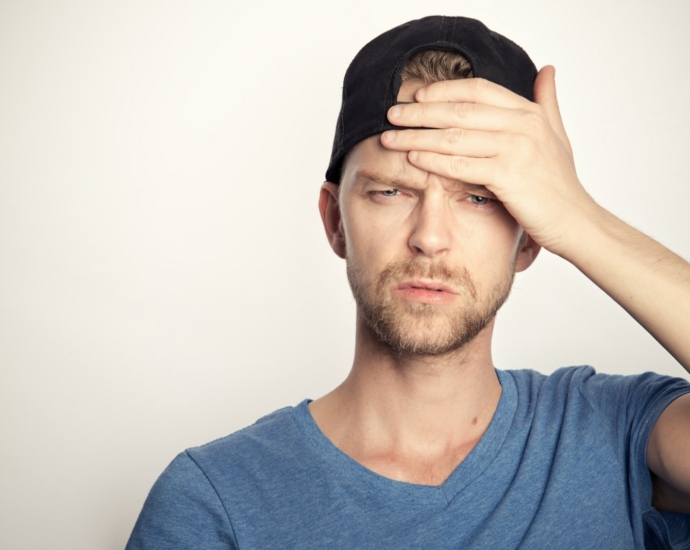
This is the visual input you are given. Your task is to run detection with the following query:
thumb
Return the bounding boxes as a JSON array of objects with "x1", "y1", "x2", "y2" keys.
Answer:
[{"x1": 534, "y1": 65, "x2": 574, "y2": 161}]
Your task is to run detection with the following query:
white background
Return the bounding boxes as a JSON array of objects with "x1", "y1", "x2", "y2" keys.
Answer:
[{"x1": 1, "y1": 1, "x2": 689, "y2": 548}]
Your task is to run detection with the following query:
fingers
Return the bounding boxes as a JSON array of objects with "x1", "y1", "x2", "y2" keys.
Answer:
[
  {"x1": 411, "y1": 72, "x2": 574, "y2": 163},
  {"x1": 417, "y1": 77, "x2": 529, "y2": 110},
  {"x1": 388, "y1": 101, "x2": 517, "y2": 131},
  {"x1": 381, "y1": 127, "x2": 502, "y2": 158},
  {"x1": 533, "y1": 66, "x2": 574, "y2": 160},
  {"x1": 407, "y1": 151, "x2": 496, "y2": 187},
  {"x1": 386, "y1": 72, "x2": 578, "y2": 203}
]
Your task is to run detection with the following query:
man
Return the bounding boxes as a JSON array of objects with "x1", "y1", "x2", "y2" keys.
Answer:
[{"x1": 127, "y1": 16, "x2": 690, "y2": 549}]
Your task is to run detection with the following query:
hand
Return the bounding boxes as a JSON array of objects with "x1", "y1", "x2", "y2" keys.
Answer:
[{"x1": 380, "y1": 66, "x2": 598, "y2": 255}]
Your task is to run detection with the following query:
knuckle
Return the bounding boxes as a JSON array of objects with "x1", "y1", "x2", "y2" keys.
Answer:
[
  {"x1": 522, "y1": 109, "x2": 547, "y2": 135},
  {"x1": 445, "y1": 127, "x2": 465, "y2": 146},
  {"x1": 450, "y1": 155, "x2": 468, "y2": 174},
  {"x1": 417, "y1": 102, "x2": 428, "y2": 118},
  {"x1": 452, "y1": 101, "x2": 471, "y2": 120}
]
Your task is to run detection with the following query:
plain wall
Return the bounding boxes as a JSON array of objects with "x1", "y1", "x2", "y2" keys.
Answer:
[{"x1": 1, "y1": 1, "x2": 689, "y2": 548}]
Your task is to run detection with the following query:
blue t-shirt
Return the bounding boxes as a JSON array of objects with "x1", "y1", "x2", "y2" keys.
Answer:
[{"x1": 127, "y1": 367, "x2": 690, "y2": 549}]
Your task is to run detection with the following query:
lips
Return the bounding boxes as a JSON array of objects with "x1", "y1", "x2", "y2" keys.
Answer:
[
  {"x1": 395, "y1": 279, "x2": 457, "y2": 294},
  {"x1": 392, "y1": 279, "x2": 458, "y2": 305}
]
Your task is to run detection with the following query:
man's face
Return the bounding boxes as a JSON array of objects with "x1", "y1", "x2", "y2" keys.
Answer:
[{"x1": 324, "y1": 81, "x2": 537, "y2": 356}]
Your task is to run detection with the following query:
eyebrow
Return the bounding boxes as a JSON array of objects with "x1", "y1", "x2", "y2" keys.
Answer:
[
  {"x1": 353, "y1": 168, "x2": 495, "y2": 197},
  {"x1": 354, "y1": 169, "x2": 410, "y2": 188}
]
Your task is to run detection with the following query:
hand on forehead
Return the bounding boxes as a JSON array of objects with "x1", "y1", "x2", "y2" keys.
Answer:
[
  {"x1": 377, "y1": 67, "x2": 588, "y2": 252},
  {"x1": 343, "y1": 133, "x2": 494, "y2": 199},
  {"x1": 392, "y1": 77, "x2": 531, "y2": 134}
]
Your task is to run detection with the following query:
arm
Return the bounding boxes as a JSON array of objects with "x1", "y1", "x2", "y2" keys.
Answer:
[
  {"x1": 573, "y1": 204, "x2": 690, "y2": 513},
  {"x1": 556, "y1": 187, "x2": 690, "y2": 372},
  {"x1": 562, "y1": 184, "x2": 690, "y2": 514},
  {"x1": 380, "y1": 67, "x2": 690, "y2": 512}
]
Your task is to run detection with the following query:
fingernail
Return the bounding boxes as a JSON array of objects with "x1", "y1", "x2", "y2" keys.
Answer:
[
  {"x1": 383, "y1": 130, "x2": 396, "y2": 142},
  {"x1": 389, "y1": 106, "x2": 402, "y2": 119},
  {"x1": 409, "y1": 151, "x2": 419, "y2": 161}
]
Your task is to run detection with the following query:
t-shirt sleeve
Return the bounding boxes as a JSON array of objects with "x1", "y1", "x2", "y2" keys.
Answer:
[
  {"x1": 576, "y1": 368, "x2": 690, "y2": 549},
  {"x1": 126, "y1": 451, "x2": 238, "y2": 550}
]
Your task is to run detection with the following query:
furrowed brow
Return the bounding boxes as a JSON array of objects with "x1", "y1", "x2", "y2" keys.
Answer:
[
  {"x1": 353, "y1": 169, "x2": 413, "y2": 188},
  {"x1": 354, "y1": 168, "x2": 497, "y2": 198},
  {"x1": 451, "y1": 181, "x2": 497, "y2": 198}
]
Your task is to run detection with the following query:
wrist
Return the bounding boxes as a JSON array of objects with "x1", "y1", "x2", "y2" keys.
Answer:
[{"x1": 535, "y1": 193, "x2": 607, "y2": 261}]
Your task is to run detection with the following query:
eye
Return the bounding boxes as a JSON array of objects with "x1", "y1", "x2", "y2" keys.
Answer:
[
  {"x1": 469, "y1": 195, "x2": 492, "y2": 205},
  {"x1": 368, "y1": 189, "x2": 401, "y2": 201}
]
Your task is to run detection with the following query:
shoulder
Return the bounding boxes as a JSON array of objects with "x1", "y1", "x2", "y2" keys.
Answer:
[
  {"x1": 500, "y1": 365, "x2": 593, "y2": 406},
  {"x1": 501, "y1": 365, "x2": 690, "y2": 434},
  {"x1": 176, "y1": 400, "x2": 316, "y2": 499},
  {"x1": 187, "y1": 402, "x2": 306, "y2": 469},
  {"x1": 127, "y1": 449, "x2": 240, "y2": 548},
  {"x1": 141, "y1": 401, "x2": 306, "y2": 503},
  {"x1": 503, "y1": 365, "x2": 690, "y2": 403},
  {"x1": 126, "y1": 402, "x2": 309, "y2": 549}
]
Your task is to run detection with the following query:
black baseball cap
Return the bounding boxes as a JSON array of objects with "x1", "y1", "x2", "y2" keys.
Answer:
[{"x1": 326, "y1": 15, "x2": 537, "y2": 184}]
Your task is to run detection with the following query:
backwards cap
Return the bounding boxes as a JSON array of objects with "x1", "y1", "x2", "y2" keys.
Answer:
[{"x1": 325, "y1": 15, "x2": 537, "y2": 184}]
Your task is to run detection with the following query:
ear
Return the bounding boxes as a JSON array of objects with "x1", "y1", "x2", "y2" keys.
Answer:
[
  {"x1": 514, "y1": 231, "x2": 541, "y2": 273},
  {"x1": 319, "y1": 182, "x2": 346, "y2": 259}
]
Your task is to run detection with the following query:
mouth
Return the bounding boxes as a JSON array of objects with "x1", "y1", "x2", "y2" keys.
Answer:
[
  {"x1": 392, "y1": 279, "x2": 458, "y2": 304},
  {"x1": 396, "y1": 279, "x2": 457, "y2": 293}
]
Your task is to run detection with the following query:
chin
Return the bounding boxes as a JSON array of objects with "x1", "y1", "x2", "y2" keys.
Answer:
[
  {"x1": 347, "y1": 256, "x2": 512, "y2": 357},
  {"x1": 369, "y1": 306, "x2": 488, "y2": 357}
]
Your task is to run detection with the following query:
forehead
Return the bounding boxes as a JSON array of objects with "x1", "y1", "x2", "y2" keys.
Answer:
[
  {"x1": 341, "y1": 136, "x2": 410, "y2": 186},
  {"x1": 340, "y1": 135, "x2": 491, "y2": 196}
]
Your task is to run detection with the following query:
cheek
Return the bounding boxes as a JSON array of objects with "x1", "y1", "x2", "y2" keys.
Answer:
[
  {"x1": 344, "y1": 222, "x2": 392, "y2": 279},
  {"x1": 454, "y1": 213, "x2": 523, "y2": 266},
  {"x1": 342, "y1": 202, "x2": 410, "y2": 264}
]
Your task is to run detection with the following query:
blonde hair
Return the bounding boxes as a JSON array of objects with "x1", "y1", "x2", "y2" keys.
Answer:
[{"x1": 400, "y1": 49, "x2": 474, "y2": 84}]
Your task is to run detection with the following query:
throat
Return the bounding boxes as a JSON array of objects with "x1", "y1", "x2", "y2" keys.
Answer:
[
  {"x1": 352, "y1": 438, "x2": 481, "y2": 486},
  {"x1": 307, "y1": 350, "x2": 503, "y2": 487}
]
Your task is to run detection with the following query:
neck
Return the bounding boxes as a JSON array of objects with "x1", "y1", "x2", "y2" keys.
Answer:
[{"x1": 309, "y1": 312, "x2": 502, "y2": 484}]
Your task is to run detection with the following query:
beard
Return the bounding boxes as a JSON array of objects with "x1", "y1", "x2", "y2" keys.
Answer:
[{"x1": 347, "y1": 255, "x2": 514, "y2": 357}]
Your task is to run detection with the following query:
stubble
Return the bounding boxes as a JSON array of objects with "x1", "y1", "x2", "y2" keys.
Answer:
[{"x1": 347, "y1": 256, "x2": 514, "y2": 356}]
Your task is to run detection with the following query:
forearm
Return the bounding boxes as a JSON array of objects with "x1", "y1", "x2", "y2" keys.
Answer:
[{"x1": 558, "y1": 202, "x2": 690, "y2": 373}]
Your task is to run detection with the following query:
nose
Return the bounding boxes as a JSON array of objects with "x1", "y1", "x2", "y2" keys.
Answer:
[{"x1": 408, "y1": 194, "x2": 453, "y2": 258}]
